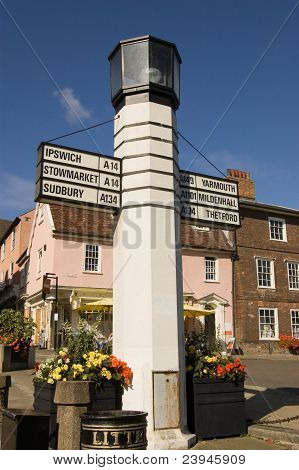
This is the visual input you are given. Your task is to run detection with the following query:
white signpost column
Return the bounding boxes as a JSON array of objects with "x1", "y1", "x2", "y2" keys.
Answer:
[{"x1": 109, "y1": 36, "x2": 195, "y2": 449}]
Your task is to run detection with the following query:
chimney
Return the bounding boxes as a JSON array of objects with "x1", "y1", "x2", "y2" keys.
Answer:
[{"x1": 227, "y1": 169, "x2": 256, "y2": 200}]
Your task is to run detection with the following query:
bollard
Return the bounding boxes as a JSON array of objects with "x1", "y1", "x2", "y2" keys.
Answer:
[{"x1": 54, "y1": 381, "x2": 94, "y2": 450}]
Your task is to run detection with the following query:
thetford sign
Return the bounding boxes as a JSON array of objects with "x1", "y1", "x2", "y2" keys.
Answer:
[
  {"x1": 35, "y1": 143, "x2": 121, "y2": 209},
  {"x1": 180, "y1": 171, "x2": 240, "y2": 227}
]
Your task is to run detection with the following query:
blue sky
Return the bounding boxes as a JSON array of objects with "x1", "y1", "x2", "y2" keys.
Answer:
[{"x1": 0, "y1": 0, "x2": 298, "y2": 220}]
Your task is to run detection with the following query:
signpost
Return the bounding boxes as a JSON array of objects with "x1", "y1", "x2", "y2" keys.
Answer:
[
  {"x1": 179, "y1": 171, "x2": 240, "y2": 227},
  {"x1": 35, "y1": 142, "x2": 121, "y2": 209}
]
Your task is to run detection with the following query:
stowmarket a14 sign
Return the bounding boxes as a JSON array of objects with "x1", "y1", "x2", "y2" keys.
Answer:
[
  {"x1": 35, "y1": 143, "x2": 121, "y2": 209},
  {"x1": 179, "y1": 171, "x2": 240, "y2": 227}
]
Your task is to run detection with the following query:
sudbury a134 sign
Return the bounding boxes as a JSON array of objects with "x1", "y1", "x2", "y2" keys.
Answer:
[
  {"x1": 180, "y1": 171, "x2": 240, "y2": 228},
  {"x1": 35, "y1": 143, "x2": 121, "y2": 209}
]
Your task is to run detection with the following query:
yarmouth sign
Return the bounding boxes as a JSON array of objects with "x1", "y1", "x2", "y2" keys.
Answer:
[
  {"x1": 35, "y1": 143, "x2": 240, "y2": 228},
  {"x1": 179, "y1": 171, "x2": 240, "y2": 227},
  {"x1": 35, "y1": 143, "x2": 121, "y2": 209}
]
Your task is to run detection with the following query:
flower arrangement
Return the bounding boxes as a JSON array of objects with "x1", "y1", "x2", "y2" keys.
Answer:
[
  {"x1": 192, "y1": 354, "x2": 246, "y2": 383},
  {"x1": 185, "y1": 330, "x2": 246, "y2": 383},
  {"x1": 34, "y1": 349, "x2": 133, "y2": 389},
  {"x1": 279, "y1": 335, "x2": 299, "y2": 355},
  {"x1": 0, "y1": 309, "x2": 35, "y2": 357}
]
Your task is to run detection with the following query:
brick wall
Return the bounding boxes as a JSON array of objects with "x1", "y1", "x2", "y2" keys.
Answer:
[{"x1": 234, "y1": 205, "x2": 299, "y2": 354}]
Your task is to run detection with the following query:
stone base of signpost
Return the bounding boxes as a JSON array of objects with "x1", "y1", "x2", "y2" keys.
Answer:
[
  {"x1": 54, "y1": 381, "x2": 94, "y2": 450},
  {"x1": 147, "y1": 429, "x2": 196, "y2": 450}
]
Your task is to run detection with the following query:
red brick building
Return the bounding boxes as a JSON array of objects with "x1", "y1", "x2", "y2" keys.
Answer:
[{"x1": 228, "y1": 170, "x2": 299, "y2": 354}]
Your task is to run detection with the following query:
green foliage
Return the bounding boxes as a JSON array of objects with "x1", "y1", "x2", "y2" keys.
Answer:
[
  {"x1": 0, "y1": 309, "x2": 36, "y2": 342},
  {"x1": 62, "y1": 317, "x2": 103, "y2": 363}
]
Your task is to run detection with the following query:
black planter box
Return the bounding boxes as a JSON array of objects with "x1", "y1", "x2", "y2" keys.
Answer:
[
  {"x1": 1, "y1": 409, "x2": 50, "y2": 450},
  {"x1": 0, "y1": 345, "x2": 35, "y2": 372},
  {"x1": 33, "y1": 381, "x2": 123, "y2": 449},
  {"x1": 187, "y1": 377, "x2": 246, "y2": 440}
]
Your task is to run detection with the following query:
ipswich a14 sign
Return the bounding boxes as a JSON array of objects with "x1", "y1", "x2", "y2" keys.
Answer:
[{"x1": 35, "y1": 142, "x2": 121, "y2": 210}]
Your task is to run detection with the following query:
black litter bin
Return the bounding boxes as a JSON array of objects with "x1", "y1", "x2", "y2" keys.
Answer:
[
  {"x1": 81, "y1": 410, "x2": 148, "y2": 450},
  {"x1": 1, "y1": 409, "x2": 50, "y2": 449}
]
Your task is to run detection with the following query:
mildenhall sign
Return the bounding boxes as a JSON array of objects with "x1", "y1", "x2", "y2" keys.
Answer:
[
  {"x1": 179, "y1": 171, "x2": 240, "y2": 228},
  {"x1": 35, "y1": 143, "x2": 121, "y2": 209}
]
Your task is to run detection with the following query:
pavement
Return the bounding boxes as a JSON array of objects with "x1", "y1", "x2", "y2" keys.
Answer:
[{"x1": 1, "y1": 351, "x2": 299, "y2": 450}]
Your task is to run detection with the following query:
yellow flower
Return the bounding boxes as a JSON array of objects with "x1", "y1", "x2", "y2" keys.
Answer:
[
  {"x1": 55, "y1": 367, "x2": 61, "y2": 373},
  {"x1": 47, "y1": 378, "x2": 54, "y2": 384},
  {"x1": 63, "y1": 378, "x2": 67, "y2": 382},
  {"x1": 63, "y1": 364, "x2": 68, "y2": 371},
  {"x1": 83, "y1": 354, "x2": 87, "y2": 359},
  {"x1": 59, "y1": 350, "x2": 67, "y2": 357},
  {"x1": 82, "y1": 374, "x2": 87, "y2": 380}
]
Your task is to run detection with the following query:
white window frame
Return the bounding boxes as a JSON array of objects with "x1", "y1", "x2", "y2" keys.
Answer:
[
  {"x1": 290, "y1": 310, "x2": 299, "y2": 339},
  {"x1": 204, "y1": 256, "x2": 218, "y2": 282},
  {"x1": 268, "y1": 217, "x2": 287, "y2": 242},
  {"x1": 11, "y1": 229, "x2": 16, "y2": 251},
  {"x1": 1, "y1": 242, "x2": 5, "y2": 261},
  {"x1": 37, "y1": 248, "x2": 43, "y2": 277},
  {"x1": 258, "y1": 308, "x2": 279, "y2": 340},
  {"x1": 83, "y1": 244, "x2": 102, "y2": 273},
  {"x1": 256, "y1": 257, "x2": 275, "y2": 289},
  {"x1": 287, "y1": 262, "x2": 299, "y2": 290},
  {"x1": 9, "y1": 261, "x2": 14, "y2": 279}
]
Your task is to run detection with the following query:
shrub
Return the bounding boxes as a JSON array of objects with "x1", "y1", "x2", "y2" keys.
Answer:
[{"x1": 279, "y1": 335, "x2": 299, "y2": 355}]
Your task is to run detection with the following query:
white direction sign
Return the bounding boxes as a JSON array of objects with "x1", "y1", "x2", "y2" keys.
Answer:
[
  {"x1": 35, "y1": 143, "x2": 121, "y2": 209},
  {"x1": 180, "y1": 171, "x2": 240, "y2": 227}
]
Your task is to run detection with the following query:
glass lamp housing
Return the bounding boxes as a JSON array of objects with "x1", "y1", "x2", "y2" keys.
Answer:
[{"x1": 109, "y1": 36, "x2": 181, "y2": 109}]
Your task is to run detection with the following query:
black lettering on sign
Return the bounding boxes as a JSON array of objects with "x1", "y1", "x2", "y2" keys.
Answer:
[
  {"x1": 99, "y1": 193, "x2": 118, "y2": 205},
  {"x1": 103, "y1": 160, "x2": 119, "y2": 172},
  {"x1": 43, "y1": 183, "x2": 84, "y2": 199}
]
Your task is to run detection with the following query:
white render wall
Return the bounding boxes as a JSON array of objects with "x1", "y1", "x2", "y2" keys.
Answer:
[{"x1": 113, "y1": 102, "x2": 193, "y2": 448}]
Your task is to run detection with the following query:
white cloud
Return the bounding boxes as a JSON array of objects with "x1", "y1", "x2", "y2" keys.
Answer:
[
  {"x1": 0, "y1": 173, "x2": 34, "y2": 211},
  {"x1": 53, "y1": 87, "x2": 92, "y2": 125}
]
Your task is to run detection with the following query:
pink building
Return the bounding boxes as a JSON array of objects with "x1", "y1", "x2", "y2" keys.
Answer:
[
  {"x1": 0, "y1": 209, "x2": 34, "y2": 311},
  {"x1": 24, "y1": 203, "x2": 235, "y2": 348}
]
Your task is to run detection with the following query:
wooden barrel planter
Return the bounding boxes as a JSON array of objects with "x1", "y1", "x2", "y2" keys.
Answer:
[
  {"x1": 81, "y1": 410, "x2": 148, "y2": 450},
  {"x1": 187, "y1": 377, "x2": 246, "y2": 440},
  {"x1": 33, "y1": 381, "x2": 123, "y2": 449}
]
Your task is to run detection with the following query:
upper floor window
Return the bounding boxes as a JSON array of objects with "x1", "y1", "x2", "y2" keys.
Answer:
[
  {"x1": 291, "y1": 310, "x2": 299, "y2": 339},
  {"x1": 9, "y1": 262, "x2": 14, "y2": 279},
  {"x1": 256, "y1": 258, "x2": 275, "y2": 288},
  {"x1": 1, "y1": 242, "x2": 5, "y2": 261},
  {"x1": 37, "y1": 249, "x2": 43, "y2": 276},
  {"x1": 205, "y1": 257, "x2": 218, "y2": 282},
  {"x1": 259, "y1": 308, "x2": 279, "y2": 340},
  {"x1": 39, "y1": 204, "x2": 45, "y2": 222},
  {"x1": 269, "y1": 217, "x2": 287, "y2": 241},
  {"x1": 11, "y1": 229, "x2": 16, "y2": 250},
  {"x1": 84, "y1": 244, "x2": 101, "y2": 273},
  {"x1": 287, "y1": 262, "x2": 299, "y2": 290}
]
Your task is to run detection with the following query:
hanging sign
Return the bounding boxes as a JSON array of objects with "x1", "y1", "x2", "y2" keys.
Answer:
[
  {"x1": 179, "y1": 171, "x2": 240, "y2": 227},
  {"x1": 35, "y1": 143, "x2": 121, "y2": 209}
]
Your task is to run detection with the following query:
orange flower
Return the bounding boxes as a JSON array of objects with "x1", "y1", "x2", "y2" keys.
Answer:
[
  {"x1": 216, "y1": 365, "x2": 224, "y2": 376},
  {"x1": 111, "y1": 356, "x2": 121, "y2": 369},
  {"x1": 122, "y1": 367, "x2": 133, "y2": 385}
]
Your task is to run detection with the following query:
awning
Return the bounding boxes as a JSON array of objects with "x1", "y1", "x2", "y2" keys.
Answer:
[
  {"x1": 75, "y1": 299, "x2": 113, "y2": 313},
  {"x1": 184, "y1": 304, "x2": 215, "y2": 317}
]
